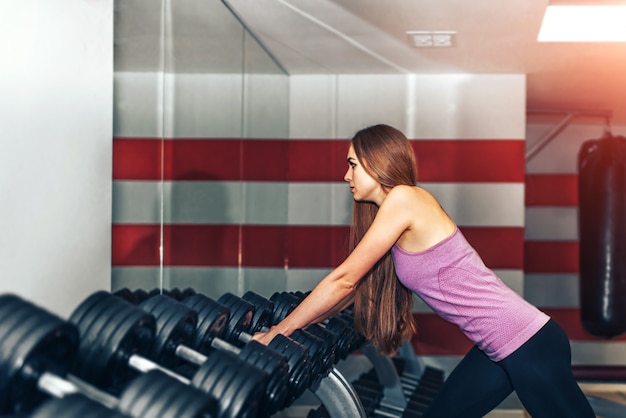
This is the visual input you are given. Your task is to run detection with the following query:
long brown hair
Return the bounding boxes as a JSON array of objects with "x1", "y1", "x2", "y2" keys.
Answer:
[{"x1": 349, "y1": 124, "x2": 418, "y2": 355}]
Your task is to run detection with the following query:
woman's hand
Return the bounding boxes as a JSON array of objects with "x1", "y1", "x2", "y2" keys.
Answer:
[{"x1": 251, "y1": 326, "x2": 280, "y2": 346}]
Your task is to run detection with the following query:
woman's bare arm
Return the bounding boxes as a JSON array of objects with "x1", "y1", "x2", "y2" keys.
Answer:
[{"x1": 252, "y1": 187, "x2": 415, "y2": 345}]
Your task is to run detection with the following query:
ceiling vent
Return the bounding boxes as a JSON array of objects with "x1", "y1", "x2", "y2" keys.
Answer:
[{"x1": 406, "y1": 31, "x2": 456, "y2": 47}]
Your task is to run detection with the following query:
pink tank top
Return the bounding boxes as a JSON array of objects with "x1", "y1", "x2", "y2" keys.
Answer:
[{"x1": 392, "y1": 227, "x2": 550, "y2": 361}]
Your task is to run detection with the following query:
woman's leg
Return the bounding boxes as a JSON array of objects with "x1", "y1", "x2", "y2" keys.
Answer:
[
  {"x1": 421, "y1": 346, "x2": 514, "y2": 418},
  {"x1": 499, "y1": 320, "x2": 595, "y2": 418}
]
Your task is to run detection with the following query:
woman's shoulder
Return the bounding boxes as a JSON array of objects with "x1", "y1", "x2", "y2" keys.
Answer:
[
  {"x1": 385, "y1": 185, "x2": 455, "y2": 251},
  {"x1": 382, "y1": 185, "x2": 437, "y2": 216},
  {"x1": 386, "y1": 185, "x2": 449, "y2": 221},
  {"x1": 387, "y1": 184, "x2": 435, "y2": 203}
]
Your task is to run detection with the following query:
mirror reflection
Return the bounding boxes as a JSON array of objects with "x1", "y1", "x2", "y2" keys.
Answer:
[{"x1": 112, "y1": 0, "x2": 289, "y2": 299}]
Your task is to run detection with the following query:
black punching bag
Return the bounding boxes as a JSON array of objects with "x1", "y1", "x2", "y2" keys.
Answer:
[{"x1": 578, "y1": 133, "x2": 626, "y2": 338}]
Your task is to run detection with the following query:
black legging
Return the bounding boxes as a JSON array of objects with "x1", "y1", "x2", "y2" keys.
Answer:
[{"x1": 421, "y1": 320, "x2": 595, "y2": 418}]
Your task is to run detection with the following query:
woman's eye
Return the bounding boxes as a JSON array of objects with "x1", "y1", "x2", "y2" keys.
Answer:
[{"x1": 349, "y1": 162, "x2": 356, "y2": 168}]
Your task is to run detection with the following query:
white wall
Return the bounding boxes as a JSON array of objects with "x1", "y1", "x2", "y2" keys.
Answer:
[
  {"x1": 289, "y1": 74, "x2": 526, "y2": 139},
  {"x1": 0, "y1": 0, "x2": 113, "y2": 317}
]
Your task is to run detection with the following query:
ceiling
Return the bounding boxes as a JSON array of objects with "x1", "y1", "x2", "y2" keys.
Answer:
[{"x1": 115, "y1": 0, "x2": 626, "y2": 124}]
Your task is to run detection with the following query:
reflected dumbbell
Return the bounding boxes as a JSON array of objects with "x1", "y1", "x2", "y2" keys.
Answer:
[
  {"x1": 69, "y1": 291, "x2": 268, "y2": 418},
  {"x1": 114, "y1": 287, "x2": 197, "y2": 305},
  {"x1": 0, "y1": 294, "x2": 215, "y2": 417}
]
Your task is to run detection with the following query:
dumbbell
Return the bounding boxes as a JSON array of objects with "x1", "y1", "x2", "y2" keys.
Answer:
[
  {"x1": 0, "y1": 294, "x2": 216, "y2": 417},
  {"x1": 272, "y1": 291, "x2": 366, "y2": 358},
  {"x1": 216, "y1": 293, "x2": 328, "y2": 391},
  {"x1": 243, "y1": 290, "x2": 356, "y2": 362},
  {"x1": 68, "y1": 291, "x2": 268, "y2": 418},
  {"x1": 186, "y1": 293, "x2": 312, "y2": 405},
  {"x1": 238, "y1": 291, "x2": 339, "y2": 378},
  {"x1": 249, "y1": 290, "x2": 355, "y2": 359},
  {"x1": 116, "y1": 289, "x2": 314, "y2": 408},
  {"x1": 135, "y1": 294, "x2": 290, "y2": 415}
]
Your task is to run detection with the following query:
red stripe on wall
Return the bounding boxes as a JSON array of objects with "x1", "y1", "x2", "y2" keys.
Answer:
[
  {"x1": 543, "y1": 308, "x2": 626, "y2": 342},
  {"x1": 288, "y1": 141, "x2": 351, "y2": 182},
  {"x1": 414, "y1": 140, "x2": 525, "y2": 183},
  {"x1": 524, "y1": 241, "x2": 579, "y2": 273},
  {"x1": 525, "y1": 174, "x2": 578, "y2": 206},
  {"x1": 410, "y1": 313, "x2": 474, "y2": 356},
  {"x1": 113, "y1": 138, "x2": 163, "y2": 180},
  {"x1": 410, "y1": 308, "x2": 626, "y2": 356},
  {"x1": 287, "y1": 226, "x2": 351, "y2": 268},
  {"x1": 113, "y1": 138, "x2": 525, "y2": 183},
  {"x1": 242, "y1": 225, "x2": 351, "y2": 267},
  {"x1": 112, "y1": 224, "x2": 350, "y2": 267},
  {"x1": 166, "y1": 140, "x2": 243, "y2": 181},
  {"x1": 462, "y1": 227, "x2": 523, "y2": 270},
  {"x1": 112, "y1": 225, "x2": 241, "y2": 266},
  {"x1": 112, "y1": 224, "x2": 162, "y2": 266},
  {"x1": 113, "y1": 225, "x2": 522, "y2": 269}
]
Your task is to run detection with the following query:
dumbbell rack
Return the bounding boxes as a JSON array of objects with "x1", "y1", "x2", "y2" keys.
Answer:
[
  {"x1": 309, "y1": 341, "x2": 445, "y2": 418},
  {"x1": 360, "y1": 343, "x2": 409, "y2": 411},
  {"x1": 310, "y1": 367, "x2": 367, "y2": 417},
  {"x1": 360, "y1": 341, "x2": 444, "y2": 417},
  {"x1": 0, "y1": 290, "x2": 371, "y2": 418}
]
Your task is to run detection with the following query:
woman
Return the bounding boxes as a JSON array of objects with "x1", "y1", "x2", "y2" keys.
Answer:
[{"x1": 253, "y1": 124, "x2": 594, "y2": 417}]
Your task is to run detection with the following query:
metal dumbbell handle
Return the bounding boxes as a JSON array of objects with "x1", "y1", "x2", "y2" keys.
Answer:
[
  {"x1": 126, "y1": 354, "x2": 191, "y2": 384},
  {"x1": 174, "y1": 339, "x2": 249, "y2": 365},
  {"x1": 38, "y1": 373, "x2": 120, "y2": 410}
]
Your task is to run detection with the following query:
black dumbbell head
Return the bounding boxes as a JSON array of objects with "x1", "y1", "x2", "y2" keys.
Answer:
[
  {"x1": 269, "y1": 292, "x2": 299, "y2": 324},
  {"x1": 237, "y1": 341, "x2": 289, "y2": 415},
  {"x1": 69, "y1": 291, "x2": 156, "y2": 388},
  {"x1": 289, "y1": 329, "x2": 327, "y2": 383},
  {"x1": 324, "y1": 316, "x2": 355, "y2": 360},
  {"x1": 113, "y1": 288, "x2": 139, "y2": 305},
  {"x1": 182, "y1": 294, "x2": 229, "y2": 352},
  {"x1": 216, "y1": 293, "x2": 255, "y2": 344},
  {"x1": 138, "y1": 295, "x2": 197, "y2": 368},
  {"x1": 180, "y1": 287, "x2": 197, "y2": 300},
  {"x1": 191, "y1": 350, "x2": 268, "y2": 418},
  {"x1": 119, "y1": 369, "x2": 218, "y2": 418},
  {"x1": 133, "y1": 289, "x2": 150, "y2": 304},
  {"x1": 241, "y1": 291, "x2": 274, "y2": 332},
  {"x1": 0, "y1": 294, "x2": 79, "y2": 414},
  {"x1": 305, "y1": 324, "x2": 337, "y2": 371},
  {"x1": 267, "y1": 334, "x2": 312, "y2": 405}
]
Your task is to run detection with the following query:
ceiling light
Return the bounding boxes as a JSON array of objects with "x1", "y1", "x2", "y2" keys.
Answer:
[
  {"x1": 406, "y1": 31, "x2": 456, "y2": 48},
  {"x1": 538, "y1": 1, "x2": 626, "y2": 42}
]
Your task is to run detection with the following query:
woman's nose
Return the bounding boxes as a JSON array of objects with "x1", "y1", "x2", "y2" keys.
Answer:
[{"x1": 344, "y1": 167, "x2": 351, "y2": 182}]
